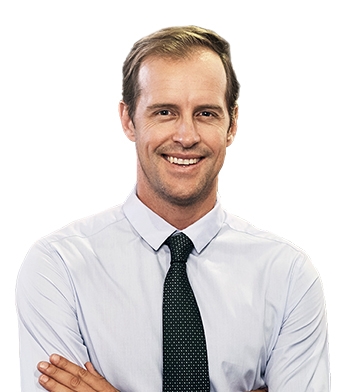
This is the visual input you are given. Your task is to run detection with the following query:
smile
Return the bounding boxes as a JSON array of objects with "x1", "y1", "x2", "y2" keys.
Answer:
[{"x1": 166, "y1": 156, "x2": 201, "y2": 166}]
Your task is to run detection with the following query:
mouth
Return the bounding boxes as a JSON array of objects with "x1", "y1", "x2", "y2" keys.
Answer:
[{"x1": 164, "y1": 155, "x2": 202, "y2": 166}]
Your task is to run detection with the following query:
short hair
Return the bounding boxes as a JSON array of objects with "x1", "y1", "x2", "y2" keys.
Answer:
[{"x1": 122, "y1": 25, "x2": 240, "y2": 124}]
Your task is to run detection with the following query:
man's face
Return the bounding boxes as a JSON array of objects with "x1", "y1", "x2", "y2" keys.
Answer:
[{"x1": 121, "y1": 49, "x2": 236, "y2": 209}]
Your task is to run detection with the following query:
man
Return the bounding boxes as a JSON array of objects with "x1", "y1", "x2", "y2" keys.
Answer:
[{"x1": 17, "y1": 26, "x2": 330, "y2": 391}]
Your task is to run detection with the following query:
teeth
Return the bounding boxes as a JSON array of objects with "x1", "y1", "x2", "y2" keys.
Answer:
[{"x1": 167, "y1": 156, "x2": 200, "y2": 165}]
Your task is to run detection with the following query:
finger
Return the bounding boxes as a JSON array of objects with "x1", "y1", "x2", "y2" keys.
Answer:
[
  {"x1": 50, "y1": 355, "x2": 106, "y2": 388},
  {"x1": 50, "y1": 354, "x2": 87, "y2": 376},
  {"x1": 38, "y1": 372, "x2": 77, "y2": 392},
  {"x1": 82, "y1": 362, "x2": 120, "y2": 391},
  {"x1": 38, "y1": 358, "x2": 95, "y2": 392},
  {"x1": 85, "y1": 362, "x2": 102, "y2": 377},
  {"x1": 41, "y1": 355, "x2": 119, "y2": 391}
]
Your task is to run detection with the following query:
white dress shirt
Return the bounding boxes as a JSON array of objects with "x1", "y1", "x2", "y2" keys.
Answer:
[{"x1": 16, "y1": 190, "x2": 330, "y2": 391}]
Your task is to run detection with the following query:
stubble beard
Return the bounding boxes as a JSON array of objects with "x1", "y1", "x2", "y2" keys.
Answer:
[
  {"x1": 136, "y1": 143, "x2": 223, "y2": 210},
  {"x1": 140, "y1": 161, "x2": 219, "y2": 209},
  {"x1": 157, "y1": 179, "x2": 214, "y2": 207}
]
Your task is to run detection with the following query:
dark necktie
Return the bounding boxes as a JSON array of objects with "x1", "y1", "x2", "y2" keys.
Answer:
[{"x1": 163, "y1": 232, "x2": 210, "y2": 391}]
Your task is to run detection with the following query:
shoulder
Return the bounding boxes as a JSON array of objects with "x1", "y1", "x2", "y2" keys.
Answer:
[
  {"x1": 43, "y1": 204, "x2": 126, "y2": 245},
  {"x1": 220, "y1": 210, "x2": 322, "y2": 300},
  {"x1": 222, "y1": 209, "x2": 306, "y2": 255},
  {"x1": 22, "y1": 204, "x2": 129, "y2": 260},
  {"x1": 220, "y1": 209, "x2": 317, "y2": 278},
  {"x1": 19, "y1": 204, "x2": 127, "y2": 274}
]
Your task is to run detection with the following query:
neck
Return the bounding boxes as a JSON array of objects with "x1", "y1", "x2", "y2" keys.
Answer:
[{"x1": 136, "y1": 186, "x2": 217, "y2": 230}]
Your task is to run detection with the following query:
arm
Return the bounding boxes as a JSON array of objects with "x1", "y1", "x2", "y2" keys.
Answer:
[
  {"x1": 38, "y1": 355, "x2": 119, "y2": 392},
  {"x1": 37, "y1": 355, "x2": 267, "y2": 392},
  {"x1": 265, "y1": 256, "x2": 330, "y2": 391},
  {"x1": 16, "y1": 240, "x2": 93, "y2": 391}
]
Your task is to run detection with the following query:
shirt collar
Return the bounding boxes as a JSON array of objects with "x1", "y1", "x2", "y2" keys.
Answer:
[{"x1": 122, "y1": 189, "x2": 225, "y2": 253}]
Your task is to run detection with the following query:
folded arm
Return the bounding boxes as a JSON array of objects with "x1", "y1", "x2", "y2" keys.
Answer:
[{"x1": 37, "y1": 355, "x2": 267, "y2": 392}]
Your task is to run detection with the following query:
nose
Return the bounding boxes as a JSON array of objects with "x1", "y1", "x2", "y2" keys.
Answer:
[{"x1": 172, "y1": 115, "x2": 201, "y2": 148}]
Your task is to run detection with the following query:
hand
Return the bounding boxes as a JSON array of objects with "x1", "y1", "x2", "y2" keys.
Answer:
[
  {"x1": 38, "y1": 354, "x2": 120, "y2": 391},
  {"x1": 250, "y1": 389, "x2": 268, "y2": 392}
]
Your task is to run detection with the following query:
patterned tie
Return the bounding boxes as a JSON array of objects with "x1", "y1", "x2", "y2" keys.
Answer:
[{"x1": 163, "y1": 233, "x2": 210, "y2": 391}]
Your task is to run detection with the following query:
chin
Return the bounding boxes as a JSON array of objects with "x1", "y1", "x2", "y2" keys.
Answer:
[{"x1": 159, "y1": 184, "x2": 213, "y2": 208}]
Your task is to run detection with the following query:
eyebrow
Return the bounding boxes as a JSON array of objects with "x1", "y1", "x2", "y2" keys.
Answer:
[{"x1": 146, "y1": 103, "x2": 180, "y2": 112}]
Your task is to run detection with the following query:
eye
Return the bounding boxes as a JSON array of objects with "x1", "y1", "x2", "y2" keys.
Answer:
[
  {"x1": 199, "y1": 111, "x2": 213, "y2": 117},
  {"x1": 157, "y1": 110, "x2": 172, "y2": 116},
  {"x1": 197, "y1": 111, "x2": 217, "y2": 118}
]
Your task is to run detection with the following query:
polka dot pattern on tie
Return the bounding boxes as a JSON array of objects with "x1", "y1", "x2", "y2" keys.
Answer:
[{"x1": 163, "y1": 233, "x2": 210, "y2": 391}]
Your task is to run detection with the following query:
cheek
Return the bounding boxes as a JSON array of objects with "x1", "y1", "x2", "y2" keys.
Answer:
[
  {"x1": 134, "y1": 131, "x2": 163, "y2": 162},
  {"x1": 205, "y1": 132, "x2": 229, "y2": 155},
  {"x1": 135, "y1": 125, "x2": 171, "y2": 153}
]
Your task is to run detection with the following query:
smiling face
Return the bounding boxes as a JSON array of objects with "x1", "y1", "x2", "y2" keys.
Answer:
[{"x1": 120, "y1": 49, "x2": 237, "y2": 219}]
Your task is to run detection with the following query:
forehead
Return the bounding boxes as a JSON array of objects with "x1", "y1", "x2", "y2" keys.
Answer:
[{"x1": 137, "y1": 50, "x2": 227, "y2": 106}]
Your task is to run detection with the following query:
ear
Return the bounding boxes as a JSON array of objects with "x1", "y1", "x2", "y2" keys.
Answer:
[
  {"x1": 226, "y1": 104, "x2": 239, "y2": 147},
  {"x1": 119, "y1": 101, "x2": 136, "y2": 142}
]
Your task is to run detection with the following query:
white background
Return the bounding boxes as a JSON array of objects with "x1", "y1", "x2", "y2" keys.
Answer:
[{"x1": 1, "y1": 1, "x2": 348, "y2": 390}]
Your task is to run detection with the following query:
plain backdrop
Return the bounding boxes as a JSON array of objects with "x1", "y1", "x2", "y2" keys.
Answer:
[{"x1": 1, "y1": 1, "x2": 348, "y2": 390}]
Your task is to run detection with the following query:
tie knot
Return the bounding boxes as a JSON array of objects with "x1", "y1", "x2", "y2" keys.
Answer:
[{"x1": 165, "y1": 233, "x2": 194, "y2": 263}]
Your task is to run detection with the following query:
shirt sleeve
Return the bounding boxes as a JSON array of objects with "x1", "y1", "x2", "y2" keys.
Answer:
[
  {"x1": 264, "y1": 254, "x2": 330, "y2": 391},
  {"x1": 16, "y1": 239, "x2": 90, "y2": 392}
]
